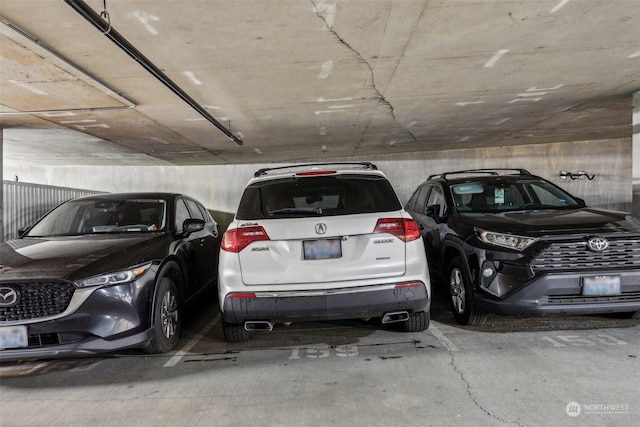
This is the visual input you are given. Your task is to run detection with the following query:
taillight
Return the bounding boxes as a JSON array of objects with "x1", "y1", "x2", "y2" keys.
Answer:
[
  {"x1": 221, "y1": 226, "x2": 270, "y2": 252},
  {"x1": 374, "y1": 218, "x2": 421, "y2": 242}
]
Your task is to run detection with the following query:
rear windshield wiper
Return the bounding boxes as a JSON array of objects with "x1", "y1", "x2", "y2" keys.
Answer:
[{"x1": 268, "y1": 207, "x2": 323, "y2": 216}]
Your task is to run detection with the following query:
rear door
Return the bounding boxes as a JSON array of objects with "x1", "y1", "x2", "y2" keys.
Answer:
[
  {"x1": 408, "y1": 184, "x2": 445, "y2": 272},
  {"x1": 238, "y1": 213, "x2": 408, "y2": 285},
  {"x1": 176, "y1": 197, "x2": 219, "y2": 293},
  {"x1": 235, "y1": 172, "x2": 407, "y2": 287}
]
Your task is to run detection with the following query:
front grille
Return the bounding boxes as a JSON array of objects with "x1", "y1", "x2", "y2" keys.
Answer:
[
  {"x1": 531, "y1": 240, "x2": 640, "y2": 273},
  {"x1": 546, "y1": 291, "x2": 640, "y2": 304},
  {"x1": 24, "y1": 332, "x2": 86, "y2": 348},
  {"x1": 0, "y1": 281, "x2": 75, "y2": 322}
]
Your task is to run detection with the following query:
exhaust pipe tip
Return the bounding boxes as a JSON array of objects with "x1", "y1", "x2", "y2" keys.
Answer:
[
  {"x1": 382, "y1": 311, "x2": 410, "y2": 324},
  {"x1": 244, "y1": 321, "x2": 274, "y2": 332}
]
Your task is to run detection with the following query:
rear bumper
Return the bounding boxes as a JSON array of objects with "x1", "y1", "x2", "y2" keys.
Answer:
[{"x1": 221, "y1": 282, "x2": 430, "y2": 324}]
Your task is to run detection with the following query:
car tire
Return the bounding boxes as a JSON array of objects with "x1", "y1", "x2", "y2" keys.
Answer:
[
  {"x1": 448, "y1": 256, "x2": 487, "y2": 326},
  {"x1": 399, "y1": 309, "x2": 430, "y2": 332},
  {"x1": 143, "y1": 275, "x2": 181, "y2": 354},
  {"x1": 222, "y1": 320, "x2": 250, "y2": 343}
]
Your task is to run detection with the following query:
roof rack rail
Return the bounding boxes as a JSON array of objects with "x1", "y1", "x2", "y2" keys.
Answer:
[
  {"x1": 427, "y1": 168, "x2": 532, "y2": 180},
  {"x1": 254, "y1": 162, "x2": 378, "y2": 177}
]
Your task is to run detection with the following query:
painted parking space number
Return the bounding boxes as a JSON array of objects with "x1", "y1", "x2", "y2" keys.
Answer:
[
  {"x1": 289, "y1": 345, "x2": 359, "y2": 359},
  {"x1": 541, "y1": 334, "x2": 628, "y2": 348}
]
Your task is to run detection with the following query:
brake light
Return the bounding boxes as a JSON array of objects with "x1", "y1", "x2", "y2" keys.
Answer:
[
  {"x1": 374, "y1": 218, "x2": 421, "y2": 242},
  {"x1": 221, "y1": 226, "x2": 270, "y2": 252},
  {"x1": 296, "y1": 170, "x2": 336, "y2": 176}
]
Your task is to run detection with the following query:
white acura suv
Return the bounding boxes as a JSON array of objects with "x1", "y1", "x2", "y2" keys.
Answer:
[{"x1": 218, "y1": 162, "x2": 431, "y2": 342}]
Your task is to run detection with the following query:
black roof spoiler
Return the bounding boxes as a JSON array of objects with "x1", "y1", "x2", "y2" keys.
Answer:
[{"x1": 254, "y1": 162, "x2": 378, "y2": 177}]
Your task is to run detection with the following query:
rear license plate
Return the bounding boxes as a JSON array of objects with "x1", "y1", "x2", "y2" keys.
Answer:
[
  {"x1": 303, "y1": 239, "x2": 342, "y2": 260},
  {"x1": 582, "y1": 276, "x2": 621, "y2": 296},
  {"x1": 0, "y1": 325, "x2": 28, "y2": 349}
]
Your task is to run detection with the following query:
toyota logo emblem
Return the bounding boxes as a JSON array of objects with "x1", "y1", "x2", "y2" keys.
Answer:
[
  {"x1": 0, "y1": 287, "x2": 19, "y2": 307},
  {"x1": 587, "y1": 236, "x2": 609, "y2": 252},
  {"x1": 315, "y1": 223, "x2": 327, "y2": 235}
]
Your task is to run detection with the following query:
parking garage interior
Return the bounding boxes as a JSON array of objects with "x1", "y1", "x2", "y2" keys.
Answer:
[{"x1": 1, "y1": 1, "x2": 640, "y2": 426}]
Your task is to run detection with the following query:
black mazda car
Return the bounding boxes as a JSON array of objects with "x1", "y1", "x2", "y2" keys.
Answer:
[
  {"x1": 405, "y1": 169, "x2": 640, "y2": 325},
  {"x1": 0, "y1": 192, "x2": 220, "y2": 361}
]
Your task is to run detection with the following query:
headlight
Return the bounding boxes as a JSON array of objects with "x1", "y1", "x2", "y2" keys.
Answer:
[
  {"x1": 76, "y1": 263, "x2": 152, "y2": 288},
  {"x1": 475, "y1": 228, "x2": 537, "y2": 251}
]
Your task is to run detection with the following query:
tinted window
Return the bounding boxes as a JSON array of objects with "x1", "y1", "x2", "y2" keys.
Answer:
[
  {"x1": 185, "y1": 199, "x2": 205, "y2": 221},
  {"x1": 407, "y1": 186, "x2": 430, "y2": 213},
  {"x1": 426, "y1": 186, "x2": 446, "y2": 217},
  {"x1": 237, "y1": 174, "x2": 402, "y2": 220},
  {"x1": 175, "y1": 199, "x2": 190, "y2": 230},
  {"x1": 195, "y1": 202, "x2": 213, "y2": 223}
]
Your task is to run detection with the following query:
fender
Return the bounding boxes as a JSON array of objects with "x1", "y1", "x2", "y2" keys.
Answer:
[
  {"x1": 149, "y1": 259, "x2": 183, "y2": 325},
  {"x1": 441, "y1": 236, "x2": 481, "y2": 289}
]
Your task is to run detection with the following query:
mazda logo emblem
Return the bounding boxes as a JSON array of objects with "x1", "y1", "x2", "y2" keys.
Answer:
[
  {"x1": 587, "y1": 236, "x2": 609, "y2": 252},
  {"x1": 315, "y1": 223, "x2": 327, "y2": 235},
  {"x1": 0, "y1": 287, "x2": 19, "y2": 307}
]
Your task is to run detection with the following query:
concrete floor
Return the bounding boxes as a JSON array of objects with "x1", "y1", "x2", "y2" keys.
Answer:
[{"x1": 1, "y1": 294, "x2": 639, "y2": 427}]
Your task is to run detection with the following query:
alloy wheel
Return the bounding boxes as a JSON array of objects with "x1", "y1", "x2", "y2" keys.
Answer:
[
  {"x1": 160, "y1": 290, "x2": 179, "y2": 339},
  {"x1": 449, "y1": 267, "x2": 466, "y2": 315}
]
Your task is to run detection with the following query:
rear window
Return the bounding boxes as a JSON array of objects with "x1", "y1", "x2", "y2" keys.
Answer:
[{"x1": 236, "y1": 174, "x2": 402, "y2": 220}]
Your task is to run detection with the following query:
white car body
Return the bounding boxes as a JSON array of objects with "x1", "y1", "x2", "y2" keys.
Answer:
[{"x1": 217, "y1": 162, "x2": 431, "y2": 341}]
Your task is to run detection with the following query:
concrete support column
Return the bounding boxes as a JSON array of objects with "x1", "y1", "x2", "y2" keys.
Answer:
[{"x1": 634, "y1": 92, "x2": 640, "y2": 217}]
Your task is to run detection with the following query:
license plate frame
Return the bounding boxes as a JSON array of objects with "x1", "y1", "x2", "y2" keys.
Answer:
[
  {"x1": 303, "y1": 238, "x2": 342, "y2": 260},
  {"x1": 0, "y1": 325, "x2": 28, "y2": 349},
  {"x1": 581, "y1": 275, "x2": 621, "y2": 296}
]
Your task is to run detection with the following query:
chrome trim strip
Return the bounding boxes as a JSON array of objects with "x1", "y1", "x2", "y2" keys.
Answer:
[{"x1": 253, "y1": 283, "x2": 407, "y2": 298}]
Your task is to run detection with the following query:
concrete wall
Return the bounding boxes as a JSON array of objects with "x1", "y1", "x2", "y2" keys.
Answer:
[
  {"x1": 633, "y1": 92, "x2": 640, "y2": 218},
  {"x1": 0, "y1": 128, "x2": 3, "y2": 240},
  {"x1": 3, "y1": 138, "x2": 635, "y2": 231}
]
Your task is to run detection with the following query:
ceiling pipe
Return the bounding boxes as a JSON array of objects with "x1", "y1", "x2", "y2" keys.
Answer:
[{"x1": 62, "y1": 0, "x2": 244, "y2": 146}]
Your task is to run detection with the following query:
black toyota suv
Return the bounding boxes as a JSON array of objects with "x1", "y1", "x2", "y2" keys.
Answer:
[{"x1": 405, "y1": 169, "x2": 640, "y2": 325}]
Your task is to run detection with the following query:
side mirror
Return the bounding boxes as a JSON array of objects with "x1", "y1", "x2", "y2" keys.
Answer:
[
  {"x1": 426, "y1": 204, "x2": 446, "y2": 224},
  {"x1": 574, "y1": 197, "x2": 587, "y2": 207},
  {"x1": 180, "y1": 218, "x2": 205, "y2": 237}
]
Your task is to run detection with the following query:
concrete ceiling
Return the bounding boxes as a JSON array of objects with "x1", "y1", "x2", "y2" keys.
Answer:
[{"x1": 1, "y1": 0, "x2": 639, "y2": 166}]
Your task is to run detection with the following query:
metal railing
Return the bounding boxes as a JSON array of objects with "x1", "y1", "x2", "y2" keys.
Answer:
[{"x1": 2, "y1": 181, "x2": 102, "y2": 241}]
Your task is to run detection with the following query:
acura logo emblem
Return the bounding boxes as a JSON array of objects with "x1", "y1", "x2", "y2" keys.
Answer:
[
  {"x1": 587, "y1": 236, "x2": 609, "y2": 252},
  {"x1": 315, "y1": 223, "x2": 327, "y2": 235},
  {"x1": 0, "y1": 287, "x2": 19, "y2": 307}
]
